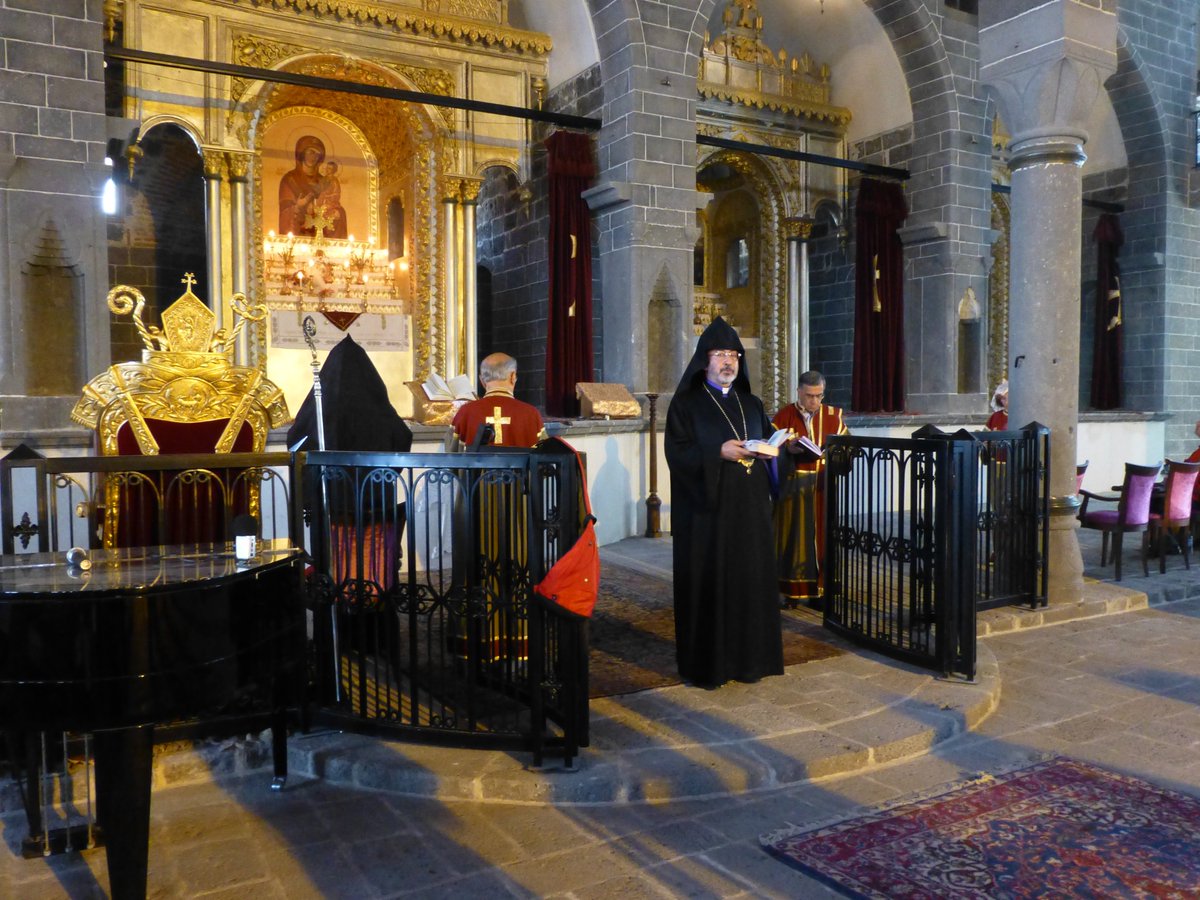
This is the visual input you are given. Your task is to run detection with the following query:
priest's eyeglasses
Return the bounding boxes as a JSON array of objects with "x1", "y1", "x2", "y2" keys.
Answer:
[{"x1": 708, "y1": 350, "x2": 740, "y2": 359}]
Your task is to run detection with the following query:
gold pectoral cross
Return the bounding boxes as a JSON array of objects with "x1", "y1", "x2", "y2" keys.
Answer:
[
  {"x1": 1106, "y1": 275, "x2": 1122, "y2": 331},
  {"x1": 486, "y1": 406, "x2": 511, "y2": 444},
  {"x1": 872, "y1": 254, "x2": 882, "y2": 313}
]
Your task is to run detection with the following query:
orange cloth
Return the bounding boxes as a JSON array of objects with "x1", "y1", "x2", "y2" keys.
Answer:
[{"x1": 452, "y1": 393, "x2": 544, "y2": 447}]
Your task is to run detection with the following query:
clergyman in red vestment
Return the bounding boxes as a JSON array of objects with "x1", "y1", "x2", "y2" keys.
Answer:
[
  {"x1": 452, "y1": 352, "x2": 545, "y2": 448},
  {"x1": 449, "y1": 352, "x2": 545, "y2": 664},
  {"x1": 773, "y1": 370, "x2": 848, "y2": 605}
]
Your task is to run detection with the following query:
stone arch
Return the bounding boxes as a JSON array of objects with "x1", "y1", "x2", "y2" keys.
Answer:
[
  {"x1": 1107, "y1": 30, "x2": 1169, "y2": 191},
  {"x1": 111, "y1": 121, "x2": 208, "y2": 349},
  {"x1": 135, "y1": 113, "x2": 203, "y2": 151},
  {"x1": 861, "y1": 0, "x2": 963, "y2": 220},
  {"x1": 1102, "y1": 28, "x2": 1176, "y2": 419}
]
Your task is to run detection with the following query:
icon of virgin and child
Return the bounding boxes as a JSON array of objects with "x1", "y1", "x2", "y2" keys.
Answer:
[{"x1": 278, "y1": 135, "x2": 348, "y2": 239}]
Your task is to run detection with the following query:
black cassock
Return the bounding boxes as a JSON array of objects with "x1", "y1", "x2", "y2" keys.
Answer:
[{"x1": 665, "y1": 318, "x2": 785, "y2": 687}]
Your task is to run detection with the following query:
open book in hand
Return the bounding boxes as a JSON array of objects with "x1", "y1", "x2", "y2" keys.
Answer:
[
  {"x1": 422, "y1": 372, "x2": 476, "y2": 402},
  {"x1": 744, "y1": 428, "x2": 794, "y2": 458},
  {"x1": 790, "y1": 433, "x2": 823, "y2": 458}
]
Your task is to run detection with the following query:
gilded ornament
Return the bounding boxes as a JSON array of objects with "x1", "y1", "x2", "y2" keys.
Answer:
[
  {"x1": 72, "y1": 275, "x2": 289, "y2": 463},
  {"x1": 224, "y1": 0, "x2": 550, "y2": 56}
]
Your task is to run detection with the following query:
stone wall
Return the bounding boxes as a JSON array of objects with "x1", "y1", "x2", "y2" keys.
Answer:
[
  {"x1": 473, "y1": 64, "x2": 604, "y2": 410},
  {"x1": 0, "y1": 0, "x2": 110, "y2": 435}
]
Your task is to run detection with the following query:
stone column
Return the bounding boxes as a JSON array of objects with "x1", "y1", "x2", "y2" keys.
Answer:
[
  {"x1": 227, "y1": 152, "x2": 251, "y2": 365},
  {"x1": 586, "y1": 0, "x2": 700, "y2": 392},
  {"x1": 202, "y1": 149, "x2": 225, "y2": 332},
  {"x1": 784, "y1": 217, "x2": 813, "y2": 381},
  {"x1": 981, "y1": 1, "x2": 1118, "y2": 604}
]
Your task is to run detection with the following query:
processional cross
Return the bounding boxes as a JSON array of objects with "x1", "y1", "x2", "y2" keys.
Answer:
[{"x1": 486, "y1": 407, "x2": 511, "y2": 444}]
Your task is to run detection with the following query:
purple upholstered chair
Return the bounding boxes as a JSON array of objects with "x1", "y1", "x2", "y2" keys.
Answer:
[
  {"x1": 1079, "y1": 461, "x2": 1162, "y2": 581},
  {"x1": 1149, "y1": 459, "x2": 1200, "y2": 572}
]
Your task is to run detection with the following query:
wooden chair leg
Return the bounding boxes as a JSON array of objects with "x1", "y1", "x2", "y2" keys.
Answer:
[
  {"x1": 1182, "y1": 526, "x2": 1192, "y2": 570},
  {"x1": 1101, "y1": 531, "x2": 1110, "y2": 566},
  {"x1": 1113, "y1": 532, "x2": 1123, "y2": 581},
  {"x1": 1157, "y1": 526, "x2": 1167, "y2": 574},
  {"x1": 1142, "y1": 530, "x2": 1151, "y2": 577}
]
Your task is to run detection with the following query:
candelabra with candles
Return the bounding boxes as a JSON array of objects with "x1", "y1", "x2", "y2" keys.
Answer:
[
  {"x1": 346, "y1": 237, "x2": 373, "y2": 285},
  {"x1": 265, "y1": 230, "x2": 301, "y2": 295},
  {"x1": 262, "y1": 230, "x2": 410, "y2": 317}
]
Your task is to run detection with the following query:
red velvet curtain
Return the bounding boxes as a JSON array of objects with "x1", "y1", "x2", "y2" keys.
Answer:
[
  {"x1": 1089, "y1": 213, "x2": 1123, "y2": 409},
  {"x1": 851, "y1": 178, "x2": 908, "y2": 411},
  {"x1": 545, "y1": 131, "x2": 596, "y2": 417}
]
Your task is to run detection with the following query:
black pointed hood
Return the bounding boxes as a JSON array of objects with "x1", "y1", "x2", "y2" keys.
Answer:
[
  {"x1": 287, "y1": 334, "x2": 412, "y2": 452},
  {"x1": 675, "y1": 316, "x2": 751, "y2": 394}
]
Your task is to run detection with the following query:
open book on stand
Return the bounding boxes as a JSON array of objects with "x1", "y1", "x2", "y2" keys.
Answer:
[{"x1": 421, "y1": 372, "x2": 476, "y2": 402}]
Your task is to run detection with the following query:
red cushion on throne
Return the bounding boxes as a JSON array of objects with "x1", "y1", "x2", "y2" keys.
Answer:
[{"x1": 110, "y1": 418, "x2": 257, "y2": 547}]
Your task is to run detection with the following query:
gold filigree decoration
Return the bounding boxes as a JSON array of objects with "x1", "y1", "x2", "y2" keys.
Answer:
[
  {"x1": 445, "y1": 0, "x2": 504, "y2": 25},
  {"x1": 700, "y1": 0, "x2": 850, "y2": 131},
  {"x1": 72, "y1": 275, "x2": 289, "y2": 458},
  {"x1": 224, "y1": 0, "x2": 551, "y2": 56},
  {"x1": 228, "y1": 36, "x2": 457, "y2": 130}
]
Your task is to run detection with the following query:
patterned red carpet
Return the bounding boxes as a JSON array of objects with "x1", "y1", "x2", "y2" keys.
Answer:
[
  {"x1": 589, "y1": 561, "x2": 843, "y2": 698},
  {"x1": 762, "y1": 757, "x2": 1200, "y2": 898}
]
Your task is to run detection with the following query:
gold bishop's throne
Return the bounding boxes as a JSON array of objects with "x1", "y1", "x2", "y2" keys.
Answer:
[{"x1": 72, "y1": 275, "x2": 290, "y2": 548}]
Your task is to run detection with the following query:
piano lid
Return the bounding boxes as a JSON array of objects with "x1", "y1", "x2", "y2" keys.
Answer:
[{"x1": 0, "y1": 539, "x2": 299, "y2": 596}]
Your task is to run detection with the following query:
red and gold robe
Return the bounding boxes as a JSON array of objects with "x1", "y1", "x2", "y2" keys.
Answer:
[
  {"x1": 452, "y1": 392, "x2": 545, "y2": 447},
  {"x1": 450, "y1": 390, "x2": 545, "y2": 662},
  {"x1": 771, "y1": 403, "x2": 848, "y2": 602}
]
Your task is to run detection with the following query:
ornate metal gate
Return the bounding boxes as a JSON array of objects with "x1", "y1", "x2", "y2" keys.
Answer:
[
  {"x1": 823, "y1": 425, "x2": 1049, "y2": 681},
  {"x1": 299, "y1": 447, "x2": 588, "y2": 766}
]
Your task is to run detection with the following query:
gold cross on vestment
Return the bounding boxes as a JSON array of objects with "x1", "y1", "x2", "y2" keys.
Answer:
[
  {"x1": 486, "y1": 406, "x2": 511, "y2": 443},
  {"x1": 872, "y1": 254, "x2": 882, "y2": 313}
]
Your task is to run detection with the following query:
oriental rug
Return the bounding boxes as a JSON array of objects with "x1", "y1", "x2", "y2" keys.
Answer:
[
  {"x1": 589, "y1": 561, "x2": 843, "y2": 698},
  {"x1": 761, "y1": 756, "x2": 1200, "y2": 899}
]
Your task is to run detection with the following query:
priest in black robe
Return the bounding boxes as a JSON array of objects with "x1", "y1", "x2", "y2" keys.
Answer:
[
  {"x1": 288, "y1": 334, "x2": 413, "y2": 589},
  {"x1": 665, "y1": 317, "x2": 785, "y2": 687}
]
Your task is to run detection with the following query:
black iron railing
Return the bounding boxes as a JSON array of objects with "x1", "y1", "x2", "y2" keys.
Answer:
[{"x1": 823, "y1": 424, "x2": 1049, "y2": 680}]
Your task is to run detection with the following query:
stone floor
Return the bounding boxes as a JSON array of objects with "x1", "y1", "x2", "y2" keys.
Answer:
[{"x1": 4, "y1": 525, "x2": 1200, "y2": 898}]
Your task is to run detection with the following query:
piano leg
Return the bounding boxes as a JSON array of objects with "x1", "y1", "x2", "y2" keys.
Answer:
[
  {"x1": 270, "y1": 711, "x2": 287, "y2": 791},
  {"x1": 93, "y1": 725, "x2": 153, "y2": 900}
]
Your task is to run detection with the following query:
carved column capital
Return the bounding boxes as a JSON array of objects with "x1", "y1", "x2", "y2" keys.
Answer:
[
  {"x1": 783, "y1": 216, "x2": 814, "y2": 241},
  {"x1": 225, "y1": 151, "x2": 252, "y2": 182},
  {"x1": 456, "y1": 176, "x2": 484, "y2": 205},
  {"x1": 202, "y1": 148, "x2": 228, "y2": 181},
  {"x1": 980, "y1": 2, "x2": 1117, "y2": 148}
]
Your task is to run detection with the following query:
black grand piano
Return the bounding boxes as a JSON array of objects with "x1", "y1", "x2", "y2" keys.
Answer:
[{"x1": 0, "y1": 540, "x2": 305, "y2": 900}]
